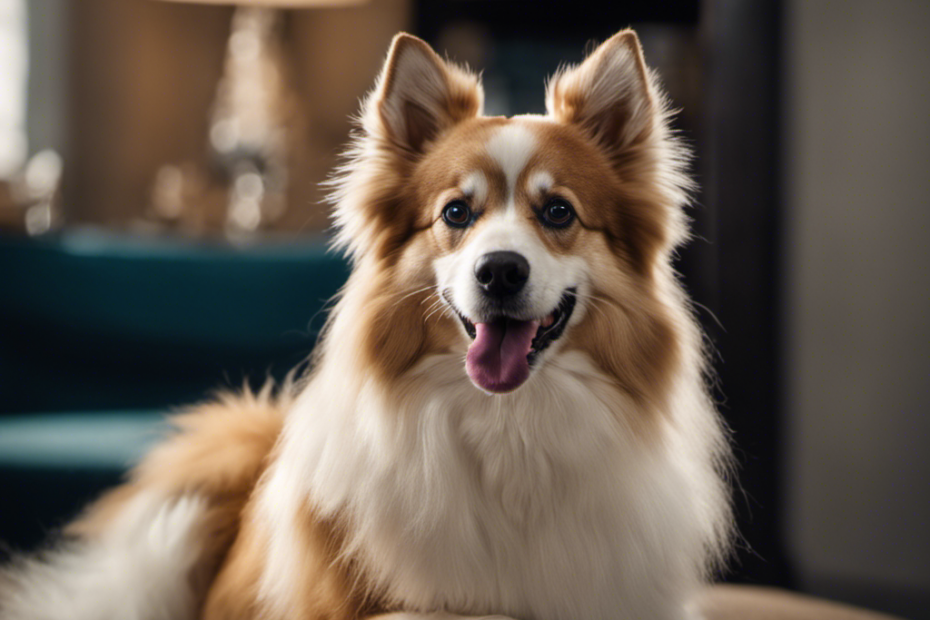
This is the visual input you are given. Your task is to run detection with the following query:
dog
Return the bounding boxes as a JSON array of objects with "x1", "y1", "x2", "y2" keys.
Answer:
[{"x1": 0, "y1": 30, "x2": 732, "y2": 620}]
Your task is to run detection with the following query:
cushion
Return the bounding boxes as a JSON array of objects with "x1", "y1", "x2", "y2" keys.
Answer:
[{"x1": 698, "y1": 585, "x2": 905, "y2": 620}]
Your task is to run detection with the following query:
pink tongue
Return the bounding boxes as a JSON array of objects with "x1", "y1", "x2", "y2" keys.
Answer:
[{"x1": 466, "y1": 319, "x2": 540, "y2": 393}]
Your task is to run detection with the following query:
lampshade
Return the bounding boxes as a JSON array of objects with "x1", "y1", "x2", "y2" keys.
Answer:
[{"x1": 157, "y1": 0, "x2": 366, "y2": 7}]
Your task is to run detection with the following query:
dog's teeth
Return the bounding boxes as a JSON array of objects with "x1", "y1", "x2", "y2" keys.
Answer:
[{"x1": 540, "y1": 313, "x2": 555, "y2": 328}]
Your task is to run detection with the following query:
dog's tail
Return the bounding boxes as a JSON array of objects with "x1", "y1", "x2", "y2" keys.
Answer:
[{"x1": 0, "y1": 387, "x2": 287, "y2": 620}]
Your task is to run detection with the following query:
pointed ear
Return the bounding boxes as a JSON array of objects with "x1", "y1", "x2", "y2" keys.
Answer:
[
  {"x1": 366, "y1": 33, "x2": 483, "y2": 155},
  {"x1": 546, "y1": 30, "x2": 656, "y2": 154}
]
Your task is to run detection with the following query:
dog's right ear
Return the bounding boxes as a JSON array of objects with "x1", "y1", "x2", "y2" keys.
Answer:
[{"x1": 365, "y1": 34, "x2": 483, "y2": 156}]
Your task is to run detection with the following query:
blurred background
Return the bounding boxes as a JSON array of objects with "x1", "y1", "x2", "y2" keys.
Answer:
[{"x1": 0, "y1": 0, "x2": 927, "y2": 618}]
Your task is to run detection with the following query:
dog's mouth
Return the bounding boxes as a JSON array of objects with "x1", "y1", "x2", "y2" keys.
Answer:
[{"x1": 456, "y1": 288, "x2": 577, "y2": 393}]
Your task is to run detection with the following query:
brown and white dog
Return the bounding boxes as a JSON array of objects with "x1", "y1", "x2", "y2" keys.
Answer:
[{"x1": 0, "y1": 30, "x2": 732, "y2": 620}]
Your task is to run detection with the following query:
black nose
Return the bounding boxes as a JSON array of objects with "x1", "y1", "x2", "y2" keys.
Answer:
[{"x1": 474, "y1": 251, "x2": 530, "y2": 297}]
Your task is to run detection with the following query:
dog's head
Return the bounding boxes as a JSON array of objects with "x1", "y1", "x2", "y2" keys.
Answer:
[{"x1": 329, "y1": 31, "x2": 691, "y2": 400}]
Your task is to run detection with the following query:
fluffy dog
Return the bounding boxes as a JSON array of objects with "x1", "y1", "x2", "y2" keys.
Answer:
[{"x1": 0, "y1": 30, "x2": 732, "y2": 620}]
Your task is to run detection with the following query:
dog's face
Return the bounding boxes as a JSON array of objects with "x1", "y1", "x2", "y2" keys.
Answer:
[
  {"x1": 331, "y1": 32, "x2": 688, "y2": 400},
  {"x1": 424, "y1": 119, "x2": 619, "y2": 393}
]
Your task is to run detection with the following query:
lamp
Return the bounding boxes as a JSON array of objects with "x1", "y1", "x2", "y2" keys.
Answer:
[{"x1": 148, "y1": 0, "x2": 364, "y2": 239}]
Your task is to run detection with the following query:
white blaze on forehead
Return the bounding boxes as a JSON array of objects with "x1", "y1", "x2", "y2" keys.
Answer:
[
  {"x1": 485, "y1": 124, "x2": 537, "y2": 200},
  {"x1": 459, "y1": 171, "x2": 488, "y2": 203},
  {"x1": 528, "y1": 170, "x2": 553, "y2": 196}
]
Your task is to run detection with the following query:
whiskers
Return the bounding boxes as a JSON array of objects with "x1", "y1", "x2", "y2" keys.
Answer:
[
  {"x1": 389, "y1": 284, "x2": 441, "y2": 309},
  {"x1": 390, "y1": 285, "x2": 619, "y2": 330},
  {"x1": 423, "y1": 295, "x2": 456, "y2": 324},
  {"x1": 391, "y1": 284, "x2": 456, "y2": 325},
  {"x1": 568, "y1": 289, "x2": 616, "y2": 322}
]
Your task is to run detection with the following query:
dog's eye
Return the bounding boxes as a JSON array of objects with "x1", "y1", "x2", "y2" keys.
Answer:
[
  {"x1": 540, "y1": 199, "x2": 575, "y2": 228},
  {"x1": 442, "y1": 201, "x2": 472, "y2": 228}
]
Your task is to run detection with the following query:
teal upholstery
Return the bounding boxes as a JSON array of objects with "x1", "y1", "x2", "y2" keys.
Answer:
[
  {"x1": 0, "y1": 413, "x2": 167, "y2": 470},
  {"x1": 0, "y1": 230, "x2": 349, "y2": 550},
  {"x1": 0, "y1": 412, "x2": 166, "y2": 549},
  {"x1": 0, "y1": 229, "x2": 349, "y2": 413}
]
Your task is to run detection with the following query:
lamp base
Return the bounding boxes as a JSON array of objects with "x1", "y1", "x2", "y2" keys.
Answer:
[{"x1": 147, "y1": 6, "x2": 303, "y2": 239}]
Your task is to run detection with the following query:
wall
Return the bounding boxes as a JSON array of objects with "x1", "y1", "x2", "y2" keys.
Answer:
[
  {"x1": 783, "y1": 1, "x2": 930, "y2": 616},
  {"x1": 26, "y1": 0, "x2": 69, "y2": 159}
]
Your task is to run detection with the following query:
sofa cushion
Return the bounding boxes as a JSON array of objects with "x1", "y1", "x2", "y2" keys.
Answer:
[{"x1": 698, "y1": 585, "x2": 905, "y2": 620}]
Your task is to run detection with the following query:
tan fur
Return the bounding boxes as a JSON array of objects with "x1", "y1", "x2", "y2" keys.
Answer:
[
  {"x1": 329, "y1": 34, "x2": 485, "y2": 262},
  {"x1": 547, "y1": 30, "x2": 656, "y2": 156},
  {"x1": 203, "y1": 501, "x2": 382, "y2": 620},
  {"x1": 340, "y1": 244, "x2": 459, "y2": 384},
  {"x1": 377, "y1": 35, "x2": 483, "y2": 156},
  {"x1": 567, "y1": 238, "x2": 680, "y2": 420},
  {"x1": 200, "y1": 506, "x2": 267, "y2": 620},
  {"x1": 66, "y1": 389, "x2": 290, "y2": 618}
]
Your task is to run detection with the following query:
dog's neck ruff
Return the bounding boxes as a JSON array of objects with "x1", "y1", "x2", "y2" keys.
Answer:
[{"x1": 258, "y1": 349, "x2": 722, "y2": 620}]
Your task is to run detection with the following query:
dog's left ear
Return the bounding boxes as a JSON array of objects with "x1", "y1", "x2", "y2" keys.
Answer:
[
  {"x1": 366, "y1": 33, "x2": 483, "y2": 156},
  {"x1": 546, "y1": 30, "x2": 656, "y2": 154}
]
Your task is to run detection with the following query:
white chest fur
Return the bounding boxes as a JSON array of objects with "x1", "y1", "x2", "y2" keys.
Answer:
[{"x1": 260, "y1": 351, "x2": 723, "y2": 620}]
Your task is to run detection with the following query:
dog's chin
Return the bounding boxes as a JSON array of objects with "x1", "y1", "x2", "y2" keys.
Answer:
[{"x1": 455, "y1": 288, "x2": 577, "y2": 394}]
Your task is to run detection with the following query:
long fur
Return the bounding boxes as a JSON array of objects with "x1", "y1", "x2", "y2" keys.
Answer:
[
  {"x1": 0, "y1": 30, "x2": 732, "y2": 620},
  {"x1": 0, "y1": 387, "x2": 287, "y2": 620}
]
